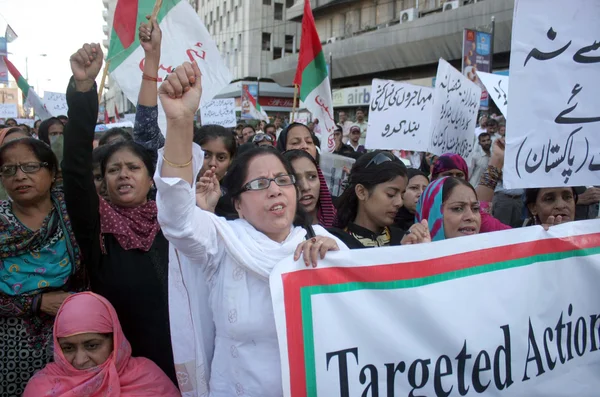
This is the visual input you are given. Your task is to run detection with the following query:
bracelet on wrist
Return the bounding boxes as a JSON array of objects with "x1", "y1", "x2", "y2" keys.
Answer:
[{"x1": 162, "y1": 154, "x2": 193, "y2": 168}]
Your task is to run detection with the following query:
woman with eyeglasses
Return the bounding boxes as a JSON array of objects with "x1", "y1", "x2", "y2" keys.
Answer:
[
  {"x1": 0, "y1": 127, "x2": 32, "y2": 200},
  {"x1": 61, "y1": 43, "x2": 176, "y2": 383},
  {"x1": 0, "y1": 138, "x2": 86, "y2": 396},
  {"x1": 330, "y1": 151, "x2": 431, "y2": 248},
  {"x1": 154, "y1": 62, "x2": 348, "y2": 396}
]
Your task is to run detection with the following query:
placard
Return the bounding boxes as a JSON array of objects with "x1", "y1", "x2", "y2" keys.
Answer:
[
  {"x1": 319, "y1": 153, "x2": 355, "y2": 197},
  {"x1": 477, "y1": 72, "x2": 509, "y2": 118},
  {"x1": 429, "y1": 58, "x2": 481, "y2": 159},
  {"x1": 271, "y1": 220, "x2": 600, "y2": 396},
  {"x1": 43, "y1": 91, "x2": 68, "y2": 117},
  {"x1": 365, "y1": 79, "x2": 433, "y2": 151},
  {"x1": 0, "y1": 103, "x2": 18, "y2": 118},
  {"x1": 200, "y1": 98, "x2": 236, "y2": 128},
  {"x1": 504, "y1": 0, "x2": 600, "y2": 188}
]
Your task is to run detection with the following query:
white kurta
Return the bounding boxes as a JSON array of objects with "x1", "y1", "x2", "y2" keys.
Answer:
[{"x1": 154, "y1": 144, "x2": 347, "y2": 397}]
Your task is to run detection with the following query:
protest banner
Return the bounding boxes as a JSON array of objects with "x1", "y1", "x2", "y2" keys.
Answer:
[
  {"x1": 201, "y1": 98, "x2": 236, "y2": 127},
  {"x1": 365, "y1": 79, "x2": 433, "y2": 151},
  {"x1": 43, "y1": 91, "x2": 68, "y2": 117},
  {"x1": 15, "y1": 118, "x2": 34, "y2": 127},
  {"x1": 429, "y1": 58, "x2": 481, "y2": 159},
  {"x1": 271, "y1": 220, "x2": 600, "y2": 396},
  {"x1": 462, "y1": 29, "x2": 492, "y2": 109},
  {"x1": 94, "y1": 121, "x2": 134, "y2": 132},
  {"x1": 477, "y1": 72, "x2": 509, "y2": 118},
  {"x1": 0, "y1": 103, "x2": 18, "y2": 118},
  {"x1": 319, "y1": 152, "x2": 354, "y2": 197},
  {"x1": 504, "y1": 0, "x2": 600, "y2": 189}
]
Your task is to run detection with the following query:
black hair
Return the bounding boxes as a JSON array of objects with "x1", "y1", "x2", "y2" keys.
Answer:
[
  {"x1": 524, "y1": 187, "x2": 578, "y2": 217},
  {"x1": 407, "y1": 168, "x2": 429, "y2": 182},
  {"x1": 193, "y1": 124, "x2": 237, "y2": 158},
  {"x1": 0, "y1": 137, "x2": 59, "y2": 176},
  {"x1": 441, "y1": 177, "x2": 477, "y2": 204},
  {"x1": 3, "y1": 127, "x2": 30, "y2": 142},
  {"x1": 34, "y1": 120, "x2": 42, "y2": 129},
  {"x1": 486, "y1": 119, "x2": 499, "y2": 127},
  {"x1": 222, "y1": 146, "x2": 309, "y2": 227},
  {"x1": 57, "y1": 115, "x2": 68, "y2": 122},
  {"x1": 92, "y1": 144, "x2": 111, "y2": 167},
  {"x1": 283, "y1": 149, "x2": 318, "y2": 168},
  {"x1": 18, "y1": 124, "x2": 32, "y2": 135},
  {"x1": 241, "y1": 125, "x2": 255, "y2": 133},
  {"x1": 98, "y1": 128, "x2": 133, "y2": 146},
  {"x1": 5, "y1": 118, "x2": 17, "y2": 125},
  {"x1": 276, "y1": 122, "x2": 320, "y2": 161},
  {"x1": 38, "y1": 117, "x2": 63, "y2": 145},
  {"x1": 335, "y1": 150, "x2": 408, "y2": 229},
  {"x1": 264, "y1": 123, "x2": 276, "y2": 133},
  {"x1": 100, "y1": 141, "x2": 155, "y2": 178}
]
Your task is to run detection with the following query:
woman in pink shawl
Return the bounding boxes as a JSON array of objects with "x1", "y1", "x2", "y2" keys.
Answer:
[{"x1": 23, "y1": 292, "x2": 179, "y2": 397}]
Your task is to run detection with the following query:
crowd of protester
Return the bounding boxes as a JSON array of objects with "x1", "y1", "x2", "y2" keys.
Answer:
[{"x1": 0, "y1": 19, "x2": 596, "y2": 397}]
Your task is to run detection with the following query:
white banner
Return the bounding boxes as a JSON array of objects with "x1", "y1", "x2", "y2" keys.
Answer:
[
  {"x1": 429, "y1": 58, "x2": 481, "y2": 159},
  {"x1": 200, "y1": 98, "x2": 236, "y2": 127},
  {"x1": 477, "y1": 72, "x2": 509, "y2": 118},
  {"x1": 504, "y1": 0, "x2": 600, "y2": 189},
  {"x1": 319, "y1": 152, "x2": 354, "y2": 197},
  {"x1": 0, "y1": 103, "x2": 17, "y2": 118},
  {"x1": 366, "y1": 79, "x2": 433, "y2": 151},
  {"x1": 43, "y1": 91, "x2": 68, "y2": 117},
  {"x1": 271, "y1": 220, "x2": 600, "y2": 396}
]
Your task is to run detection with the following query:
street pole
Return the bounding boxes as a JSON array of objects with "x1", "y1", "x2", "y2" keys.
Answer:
[{"x1": 490, "y1": 16, "x2": 495, "y2": 73}]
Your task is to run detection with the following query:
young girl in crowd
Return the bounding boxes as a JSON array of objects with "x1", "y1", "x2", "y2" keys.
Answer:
[
  {"x1": 329, "y1": 151, "x2": 430, "y2": 248},
  {"x1": 62, "y1": 43, "x2": 176, "y2": 382},
  {"x1": 394, "y1": 168, "x2": 429, "y2": 230},
  {"x1": 24, "y1": 292, "x2": 179, "y2": 396},
  {"x1": 154, "y1": 61, "x2": 347, "y2": 396}
]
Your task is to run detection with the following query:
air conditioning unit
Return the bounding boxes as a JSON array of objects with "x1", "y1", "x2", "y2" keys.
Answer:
[
  {"x1": 399, "y1": 8, "x2": 417, "y2": 23},
  {"x1": 443, "y1": 1, "x2": 460, "y2": 11}
]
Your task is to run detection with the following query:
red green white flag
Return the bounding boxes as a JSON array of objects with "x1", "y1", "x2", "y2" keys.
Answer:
[
  {"x1": 107, "y1": 0, "x2": 231, "y2": 133},
  {"x1": 294, "y1": 0, "x2": 335, "y2": 153},
  {"x1": 2, "y1": 56, "x2": 52, "y2": 120},
  {"x1": 242, "y1": 85, "x2": 269, "y2": 121}
]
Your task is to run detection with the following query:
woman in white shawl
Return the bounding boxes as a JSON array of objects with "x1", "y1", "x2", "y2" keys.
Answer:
[{"x1": 154, "y1": 62, "x2": 348, "y2": 396}]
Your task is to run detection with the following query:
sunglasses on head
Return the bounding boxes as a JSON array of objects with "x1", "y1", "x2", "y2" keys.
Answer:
[
  {"x1": 365, "y1": 152, "x2": 395, "y2": 169},
  {"x1": 252, "y1": 133, "x2": 274, "y2": 143}
]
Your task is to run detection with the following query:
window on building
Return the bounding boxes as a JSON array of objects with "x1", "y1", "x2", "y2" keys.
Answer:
[
  {"x1": 274, "y1": 3, "x2": 283, "y2": 20},
  {"x1": 219, "y1": 16, "x2": 223, "y2": 30},
  {"x1": 286, "y1": 0, "x2": 293, "y2": 7},
  {"x1": 210, "y1": 11, "x2": 213, "y2": 22},
  {"x1": 230, "y1": 37, "x2": 234, "y2": 50},
  {"x1": 227, "y1": 11, "x2": 230, "y2": 26},
  {"x1": 223, "y1": 1, "x2": 226, "y2": 11},
  {"x1": 261, "y1": 32, "x2": 271, "y2": 51},
  {"x1": 238, "y1": 34, "x2": 242, "y2": 49},
  {"x1": 234, "y1": 6, "x2": 238, "y2": 22},
  {"x1": 263, "y1": 0, "x2": 271, "y2": 5},
  {"x1": 273, "y1": 46, "x2": 283, "y2": 59},
  {"x1": 216, "y1": 6, "x2": 219, "y2": 18},
  {"x1": 284, "y1": 35, "x2": 294, "y2": 55}
]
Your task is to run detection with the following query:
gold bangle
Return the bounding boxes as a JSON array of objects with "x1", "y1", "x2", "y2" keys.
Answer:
[{"x1": 162, "y1": 155, "x2": 193, "y2": 168}]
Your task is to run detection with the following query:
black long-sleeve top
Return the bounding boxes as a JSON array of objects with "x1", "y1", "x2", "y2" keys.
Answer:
[{"x1": 61, "y1": 78, "x2": 176, "y2": 383}]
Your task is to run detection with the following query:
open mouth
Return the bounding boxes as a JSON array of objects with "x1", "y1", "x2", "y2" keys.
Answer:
[
  {"x1": 15, "y1": 185, "x2": 32, "y2": 193},
  {"x1": 299, "y1": 195, "x2": 314, "y2": 205},
  {"x1": 458, "y1": 227, "x2": 477, "y2": 235},
  {"x1": 269, "y1": 203, "x2": 286, "y2": 215},
  {"x1": 117, "y1": 184, "x2": 133, "y2": 193}
]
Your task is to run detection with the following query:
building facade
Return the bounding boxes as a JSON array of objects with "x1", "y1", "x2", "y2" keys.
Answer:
[{"x1": 269, "y1": 0, "x2": 514, "y2": 118}]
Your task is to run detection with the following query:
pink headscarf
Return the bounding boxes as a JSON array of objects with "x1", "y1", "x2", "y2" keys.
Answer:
[{"x1": 23, "y1": 292, "x2": 179, "y2": 397}]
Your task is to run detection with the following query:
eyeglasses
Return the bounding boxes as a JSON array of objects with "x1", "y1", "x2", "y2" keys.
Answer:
[
  {"x1": 252, "y1": 133, "x2": 274, "y2": 143},
  {"x1": 239, "y1": 174, "x2": 296, "y2": 193},
  {"x1": 0, "y1": 162, "x2": 49, "y2": 177},
  {"x1": 365, "y1": 153, "x2": 394, "y2": 169}
]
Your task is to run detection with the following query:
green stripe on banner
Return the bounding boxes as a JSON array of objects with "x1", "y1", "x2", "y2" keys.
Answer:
[
  {"x1": 108, "y1": 0, "x2": 179, "y2": 71},
  {"x1": 299, "y1": 246, "x2": 600, "y2": 397},
  {"x1": 299, "y1": 51, "x2": 328, "y2": 101}
]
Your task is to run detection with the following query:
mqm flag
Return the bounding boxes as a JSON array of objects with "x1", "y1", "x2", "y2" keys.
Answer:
[
  {"x1": 5, "y1": 25, "x2": 18, "y2": 43},
  {"x1": 107, "y1": 0, "x2": 231, "y2": 134},
  {"x1": 242, "y1": 84, "x2": 269, "y2": 121},
  {"x1": 104, "y1": 108, "x2": 110, "y2": 124},
  {"x1": 293, "y1": 0, "x2": 335, "y2": 153},
  {"x1": 114, "y1": 104, "x2": 120, "y2": 121},
  {"x1": 2, "y1": 56, "x2": 52, "y2": 120}
]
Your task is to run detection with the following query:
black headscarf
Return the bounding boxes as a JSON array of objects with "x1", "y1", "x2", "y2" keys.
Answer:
[{"x1": 276, "y1": 122, "x2": 320, "y2": 154}]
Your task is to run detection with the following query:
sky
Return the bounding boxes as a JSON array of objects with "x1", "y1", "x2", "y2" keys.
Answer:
[{"x1": 0, "y1": 0, "x2": 105, "y2": 95}]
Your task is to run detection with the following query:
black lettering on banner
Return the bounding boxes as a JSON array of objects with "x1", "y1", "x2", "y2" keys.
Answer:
[
  {"x1": 326, "y1": 347, "x2": 359, "y2": 397},
  {"x1": 543, "y1": 326, "x2": 557, "y2": 370},
  {"x1": 523, "y1": 318, "x2": 546, "y2": 381},
  {"x1": 385, "y1": 361, "x2": 406, "y2": 396},
  {"x1": 575, "y1": 317, "x2": 587, "y2": 357},
  {"x1": 407, "y1": 359, "x2": 430, "y2": 397},
  {"x1": 359, "y1": 364, "x2": 379, "y2": 397},
  {"x1": 494, "y1": 325, "x2": 514, "y2": 390},
  {"x1": 590, "y1": 314, "x2": 600, "y2": 351},
  {"x1": 472, "y1": 350, "x2": 492, "y2": 393},
  {"x1": 433, "y1": 355, "x2": 453, "y2": 397},
  {"x1": 455, "y1": 341, "x2": 472, "y2": 395}
]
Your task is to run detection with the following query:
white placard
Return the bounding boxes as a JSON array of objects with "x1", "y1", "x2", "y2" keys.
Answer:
[
  {"x1": 0, "y1": 103, "x2": 18, "y2": 118},
  {"x1": 319, "y1": 152, "x2": 355, "y2": 197},
  {"x1": 477, "y1": 72, "x2": 509, "y2": 118},
  {"x1": 200, "y1": 98, "x2": 236, "y2": 128},
  {"x1": 365, "y1": 79, "x2": 434, "y2": 151},
  {"x1": 504, "y1": 0, "x2": 600, "y2": 189},
  {"x1": 429, "y1": 58, "x2": 481, "y2": 159},
  {"x1": 43, "y1": 91, "x2": 68, "y2": 117}
]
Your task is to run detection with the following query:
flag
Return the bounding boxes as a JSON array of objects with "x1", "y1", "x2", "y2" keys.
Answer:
[
  {"x1": 107, "y1": 0, "x2": 231, "y2": 134},
  {"x1": 294, "y1": 0, "x2": 335, "y2": 153},
  {"x1": 104, "y1": 108, "x2": 110, "y2": 124},
  {"x1": 242, "y1": 85, "x2": 269, "y2": 121},
  {"x1": 2, "y1": 56, "x2": 52, "y2": 120},
  {"x1": 114, "y1": 104, "x2": 120, "y2": 121},
  {"x1": 5, "y1": 25, "x2": 18, "y2": 43}
]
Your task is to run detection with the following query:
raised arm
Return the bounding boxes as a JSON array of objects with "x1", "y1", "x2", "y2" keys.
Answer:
[
  {"x1": 476, "y1": 138, "x2": 505, "y2": 203},
  {"x1": 154, "y1": 62, "x2": 223, "y2": 270},
  {"x1": 62, "y1": 43, "x2": 103, "y2": 260},
  {"x1": 133, "y1": 15, "x2": 165, "y2": 151}
]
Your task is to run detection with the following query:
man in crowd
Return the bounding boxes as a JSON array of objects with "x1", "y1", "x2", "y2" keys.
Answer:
[
  {"x1": 274, "y1": 115, "x2": 284, "y2": 138},
  {"x1": 470, "y1": 132, "x2": 492, "y2": 187},
  {"x1": 338, "y1": 111, "x2": 353, "y2": 142},
  {"x1": 354, "y1": 108, "x2": 368, "y2": 146},
  {"x1": 347, "y1": 125, "x2": 366, "y2": 154},
  {"x1": 234, "y1": 124, "x2": 245, "y2": 146},
  {"x1": 498, "y1": 123, "x2": 506, "y2": 137},
  {"x1": 241, "y1": 125, "x2": 256, "y2": 143},
  {"x1": 332, "y1": 124, "x2": 356, "y2": 158},
  {"x1": 264, "y1": 123, "x2": 277, "y2": 143},
  {"x1": 486, "y1": 118, "x2": 499, "y2": 141},
  {"x1": 5, "y1": 118, "x2": 17, "y2": 127}
]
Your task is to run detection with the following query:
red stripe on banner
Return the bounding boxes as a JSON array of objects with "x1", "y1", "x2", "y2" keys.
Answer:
[
  {"x1": 282, "y1": 233, "x2": 600, "y2": 396},
  {"x1": 293, "y1": 0, "x2": 323, "y2": 87},
  {"x1": 113, "y1": 0, "x2": 139, "y2": 49}
]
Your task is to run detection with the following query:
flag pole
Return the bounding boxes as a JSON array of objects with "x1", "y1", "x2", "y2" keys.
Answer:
[
  {"x1": 97, "y1": 60, "x2": 110, "y2": 104},
  {"x1": 291, "y1": 84, "x2": 298, "y2": 122}
]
